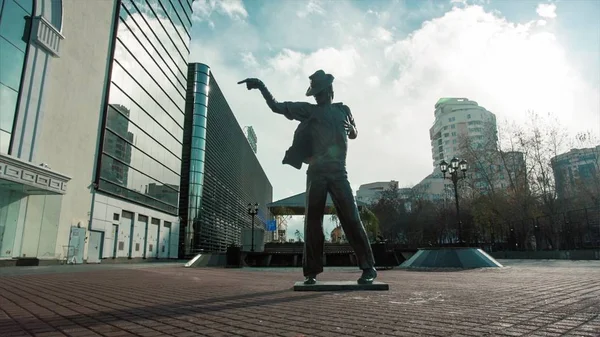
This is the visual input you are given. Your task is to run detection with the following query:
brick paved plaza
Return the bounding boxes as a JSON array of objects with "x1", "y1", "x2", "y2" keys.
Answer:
[{"x1": 0, "y1": 260, "x2": 599, "y2": 337}]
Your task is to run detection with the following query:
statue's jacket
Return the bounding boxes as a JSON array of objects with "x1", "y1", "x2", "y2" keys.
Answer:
[
  {"x1": 282, "y1": 117, "x2": 314, "y2": 170},
  {"x1": 281, "y1": 102, "x2": 352, "y2": 170}
]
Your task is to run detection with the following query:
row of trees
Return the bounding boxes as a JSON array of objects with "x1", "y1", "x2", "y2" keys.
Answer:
[
  {"x1": 369, "y1": 112, "x2": 600, "y2": 250},
  {"x1": 269, "y1": 112, "x2": 598, "y2": 250}
]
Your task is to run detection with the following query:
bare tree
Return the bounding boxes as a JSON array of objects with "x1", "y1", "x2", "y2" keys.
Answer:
[{"x1": 370, "y1": 181, "x2": 408, "y2": 242}]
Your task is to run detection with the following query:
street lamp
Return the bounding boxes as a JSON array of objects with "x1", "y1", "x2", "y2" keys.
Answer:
[
  {"x1": 439, "y1": 157, "x2": 468, "y2": 245},
  {"x1": 247, "y1": 203, "x2": 259, "y2": 252}
]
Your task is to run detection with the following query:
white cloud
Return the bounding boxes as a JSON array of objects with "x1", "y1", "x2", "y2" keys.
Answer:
[
  {"x1": 536, "y1": 3, "x2": 557, "y2": 19},
  {"x1": 366, "y1": 76, "x2": 380, "y2": 87},
  {"x1": 267, "y1": 49, "x2": 304, "y2": 75},
  {"x1": 372, "y1": 27, "x2": 393, "y2": 42},
  {"x1": 189, "y1": 2, "x2": 599, "y2": 236},
  {"x1": 302, "y1": 47, "x2": 361, "y2": 80},
  {"x1": 297, "y1": 0, "x2": 326, "y2": 18},
  {"x1": 192, "y1": 0, "x2": 248, "y2": 23},
  {"x1": 240, "y1": 52, "x2": 259, "y2": 70}
]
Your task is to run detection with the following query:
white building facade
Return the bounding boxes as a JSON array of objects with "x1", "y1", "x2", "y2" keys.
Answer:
[
  {"x1": 356, "y1": 181, "x2": 398, "y2": 204},
  {"x1": 0, "y1": 0, "x2": 194, "y2": 265},
  {"x1": 429, "y1": 97, "x2": 498, "y2": 168}
]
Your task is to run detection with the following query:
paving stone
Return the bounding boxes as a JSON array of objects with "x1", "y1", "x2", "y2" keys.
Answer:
[{"x1": 0, "y1": 260, "x2": 599, "y2": 336}]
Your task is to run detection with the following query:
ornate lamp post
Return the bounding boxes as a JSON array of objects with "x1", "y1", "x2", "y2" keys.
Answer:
[
  {"x1": 247, "y1": 203, "x2": 259, "y2": 252},
  {"x1": 439, "y1": 157, "x2": 468, "y2": 245}
]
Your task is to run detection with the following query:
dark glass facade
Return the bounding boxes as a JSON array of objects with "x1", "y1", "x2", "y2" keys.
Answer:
[
  {"x1": 180, "y1": 64, "x2": 273, "y2": 255},
  {"x1": 0, "y1": 0, "x2": 34, "y2": 154},
  {"x1": 96, "y1": 0, "x2": 194, "y2": 215}
]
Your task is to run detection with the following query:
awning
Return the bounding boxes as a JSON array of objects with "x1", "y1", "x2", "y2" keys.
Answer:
[
  {"x1": 0, "y1": 153, "x2": 70, "y2": 195},
  {"x1": 267, "y1": 191, "x2": 368, "y2": 216}
]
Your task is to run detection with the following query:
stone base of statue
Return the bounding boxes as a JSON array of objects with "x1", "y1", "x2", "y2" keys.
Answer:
[
  {"x1": 293, "y1": 280, "x2": 389, "y2": 291},
  {"x1": 399, "y1": 247, "x2": 503, "y2": 269}
]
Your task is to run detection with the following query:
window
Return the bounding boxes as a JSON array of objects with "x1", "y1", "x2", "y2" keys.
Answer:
[
  {"x1": 467, "y1": 114, "x2": 471, "y2": 119},
  {"x1": 113, "y1": 213, "x2": 120, "y2": 221},
  {"x1": 96, "y1": 1, "x2": 194, "y2": 215},
  {"x1": 451, "y1": 124, "x2": 455, "y2": 129},
  {"x1": 448, "y1": 117, "x2": 455, "y2": 122},
  {"x1": 452, "y1": 132, "x2": 456, "y2": 136},
  {"x1": 0, "y1": 0, "x2": 34, "y2": 154}
]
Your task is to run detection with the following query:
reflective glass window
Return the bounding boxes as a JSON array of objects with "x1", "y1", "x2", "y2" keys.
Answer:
[
  {"x1": 106, "y1": 105, "x2": 181, "y2": 173},
  {"x1": 108, "y1": 83, "x2": 182, "y2": 153},
  {"x1": 0, "y1": 129, "x2": 10, "y2": 154},
  {"x1": 193, "y1": 104, "x2": 207, "y2": 116},
  {"x1": 0, "y1": 38, "x2": 25, "y2": 90},
  {"x1": 113, "y1": 43, "x2": 184, "y2": 129},
  {"x1": 0, "y1": 0, "x2": 29, "y2": 52},
  {"x1": 0, "y1": 83, "x2": 18, "y2": 133},
  {"x1": 0, "y1": 0, "x2": 33, "y2": 154},
  {"x1": 116, "y1": 18, "x2": 185, "y2": 106},
  {"x1": 110, "y1": 62, "x2": 183, "y2": 141},
  {"x1": 152, "y1": 0, "x2": 188, "y2": 55},
  {"x1": 103, "y1": 130, "x2": 180, "y2": 187},
  {"x1": 99, "y1": 0, "x2": 191, "y2": 215},
  {"x1": 120, "y1": 1, "x2": 186, "y2": 94},
  {"x1": 191, "y1": 137, "x2": 206, "y2": 151},
  {"x1": 129, "y1": 0, "x2": 187, "y2": 79},
  {"x1": 169, "y1": 0, "x2": 191, "y2": 36},
  {"x1": 192, "y1": 116, "x2": 206, "y2": 128}
]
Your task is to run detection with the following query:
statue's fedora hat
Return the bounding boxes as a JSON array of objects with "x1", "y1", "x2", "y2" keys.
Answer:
[{"x1": 305, "y1": 70, "x2": 334, "y2": 96}]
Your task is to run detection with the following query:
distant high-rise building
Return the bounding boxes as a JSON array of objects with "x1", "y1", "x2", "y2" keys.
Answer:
[
  {"x1": 429, "y1": 98, "x2": 497, "y2": 168},
  {"x1": 551, "y1": 145, "x2": 600, "y2": 202},
  {"x1": 415, "y1": 98, "x2": 526, "y2": 202},
  {"x1": 244, "y1": 126, "x2": 258, "y2": 154}
]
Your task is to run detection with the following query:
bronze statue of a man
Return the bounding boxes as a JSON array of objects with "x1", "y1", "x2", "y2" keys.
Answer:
[{"x1": 238, "y1": 70, "x2": 377, "y2": 285}]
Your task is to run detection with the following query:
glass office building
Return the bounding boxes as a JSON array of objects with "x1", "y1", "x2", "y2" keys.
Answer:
[
  {"x1": 180, "y1": 63, "x2": 273, "y2": 255},
  {"x1": 96, "y1": 0, "x2": 193, "y2": 216},
  {"x1": 0, "y1": 0, "x2": 34, "y2": 154}
]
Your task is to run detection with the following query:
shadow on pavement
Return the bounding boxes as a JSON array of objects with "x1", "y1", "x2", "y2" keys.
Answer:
[{"x1": 0, "y1": 288, "x2": 326, "y2": 331}]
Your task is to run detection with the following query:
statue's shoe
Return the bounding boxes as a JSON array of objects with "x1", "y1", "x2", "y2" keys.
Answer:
[
  {"x1": 357, "y1": 267, "x2": 377, "y2": 284},
  {"x1": 304, "y1": 276, "x2": 317, "y2": 285}
]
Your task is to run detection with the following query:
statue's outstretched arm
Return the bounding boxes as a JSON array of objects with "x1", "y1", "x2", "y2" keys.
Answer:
[
  {"x1": 238, "y1": 78, "x2": 311, "y2": 122},
  {"x1": 238, "y1": 78, "x2": 284, "y2": 114}
]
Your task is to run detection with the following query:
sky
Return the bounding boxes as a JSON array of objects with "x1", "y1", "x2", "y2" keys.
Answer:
[{"x1": 187, "y1": 0, "x2": 600, "y2": 238}]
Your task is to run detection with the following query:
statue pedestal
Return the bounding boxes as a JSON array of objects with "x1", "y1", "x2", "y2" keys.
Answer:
[
  {"x1": 399, "y1": 247, "x2": 503, "y2": 269},
  {"x1": 293, "y1": 281, "x2": 389, "y2": 291}
]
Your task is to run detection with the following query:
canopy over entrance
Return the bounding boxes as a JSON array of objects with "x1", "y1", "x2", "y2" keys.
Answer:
[
  {"x1": 0, "y1": 153, "x2": 70, "y2": 195},
  {"x1": 267, "y1": 191, "x2": 369, "y2": 216}
]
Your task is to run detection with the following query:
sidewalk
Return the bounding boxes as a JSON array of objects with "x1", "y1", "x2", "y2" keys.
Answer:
[{"x1": 0, "y1": 260, "x2": 599, "y2": 336}]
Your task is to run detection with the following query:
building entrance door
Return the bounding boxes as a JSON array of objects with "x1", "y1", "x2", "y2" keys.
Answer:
[
  {"x1": 87, "y1": 231, "x2": 102, "y2": 263},
  {"x1": 68, "y1": 227, "x2": 86, "y2": 264}
]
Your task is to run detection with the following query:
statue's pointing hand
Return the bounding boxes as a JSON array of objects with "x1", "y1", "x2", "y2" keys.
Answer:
[{"x1": 237, "y1": 78, "x2": 263, "y2": 90}]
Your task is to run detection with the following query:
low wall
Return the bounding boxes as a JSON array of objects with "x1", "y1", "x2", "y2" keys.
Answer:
[{"x1": 490, "y1": 250, "x2": 600, "y2": 260}]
